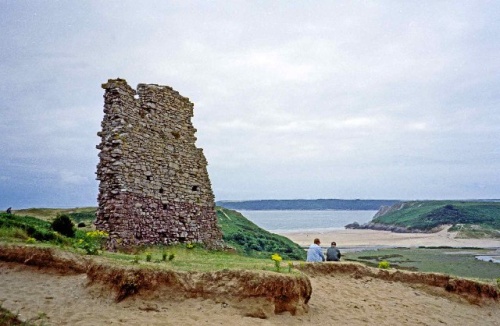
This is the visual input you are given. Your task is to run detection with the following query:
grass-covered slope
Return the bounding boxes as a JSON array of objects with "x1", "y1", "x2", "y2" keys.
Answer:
[
  {"x1": 0, "y1": 212, "x2": 59, "y2": 242},
  {"x1": 372, "y1": 201, "x2": 500, "y2": 236},
  {"x1": 14, "y1": 207, "x2": 96, "y2": 223},
  {"x1": 217, "y1": 207, "x2": 306, "y2": 260}
]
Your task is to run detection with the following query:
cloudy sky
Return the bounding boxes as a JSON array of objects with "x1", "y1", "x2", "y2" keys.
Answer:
[{"x1": 1, "y1": 1, "x2": 499, "y2": 208}]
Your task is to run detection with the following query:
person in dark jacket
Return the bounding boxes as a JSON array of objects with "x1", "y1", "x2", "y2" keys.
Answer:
[{"x1": 326, "y1": 241, "x2": 341, "y2": 261}]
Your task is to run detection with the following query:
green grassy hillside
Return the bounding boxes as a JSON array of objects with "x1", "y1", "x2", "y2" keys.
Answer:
[
  {"x1": 216, "y1": 207, "x2": 306, "y2": 260},
  {"x1": 372, "y1": 201, "x2": 500, "y2": 236},
  {"x1": 0, "y1": 212, "x2": 62, "y2": 242},
  {"x1": 12, "y1": 207, "x2": 96, "y2": 221}
]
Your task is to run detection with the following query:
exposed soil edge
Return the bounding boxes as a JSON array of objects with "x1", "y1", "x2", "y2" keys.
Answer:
[
  {"x1": 0, "y1": 245, "x2": 311, "y2": 318},
  {"x1": 297, "y1": 262, "x2": 498, "y2": 303},
  {"x1": 0, "y1": 245, "x2": 89, "y2": 274}
]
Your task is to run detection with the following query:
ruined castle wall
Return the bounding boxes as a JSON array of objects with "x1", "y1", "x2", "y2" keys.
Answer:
[{"x1": 95, "y1": 79, "x2": 222, "y2": 248}]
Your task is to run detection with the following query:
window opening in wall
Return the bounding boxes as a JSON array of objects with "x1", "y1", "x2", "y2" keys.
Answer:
[
  {"x1": 146, "y1": 176, "x2": 152, "y2": 181},
  {"x1": 192, "y1": 185, "x2": 199, "y2": 191},
  {"x1": 159, "y1": 187, "x2": 164, "y2": 194},
  {"x1": 163, "y1": 203, "x2": 168, "y2": 210}
]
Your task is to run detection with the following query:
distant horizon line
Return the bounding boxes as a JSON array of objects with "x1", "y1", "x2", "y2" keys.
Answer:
[
  {"x1": 6, "y1": 198, "x2": 500, "y2": 210},
  {"x1": 216, "y1": 198, "x2": 500, "y2": 202}
]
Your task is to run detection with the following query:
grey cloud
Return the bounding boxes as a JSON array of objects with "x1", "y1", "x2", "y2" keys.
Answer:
[{"x1": 1, "y1": 1, "x2": 499, "y2": 208}]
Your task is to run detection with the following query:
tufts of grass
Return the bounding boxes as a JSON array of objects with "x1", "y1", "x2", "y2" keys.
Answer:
[
  {"x1": 99, "y1": 245, "x2": 298, "y2": 274},
  {"x1": 0, "y1": 305, "x2": 22, "y2": 325},
  {"x1": 0, "y1": 227, "x2": 29, "y2": 240}
]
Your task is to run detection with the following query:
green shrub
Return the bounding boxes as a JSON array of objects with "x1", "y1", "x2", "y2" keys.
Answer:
[
  {"x1": 51, "y1": 214, "x2": 75, "y2": 238},
  {"x1": 378, "y1": 261, "x2": 391, "y2": 269}
]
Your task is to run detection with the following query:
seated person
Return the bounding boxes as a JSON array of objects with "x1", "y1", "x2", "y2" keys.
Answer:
[
  {"x1": 326, "y1": 241, "x2": 341, "y2": 261},
  {"x1": 306, "y1": 238, "x2": 325, "y2": 262}
]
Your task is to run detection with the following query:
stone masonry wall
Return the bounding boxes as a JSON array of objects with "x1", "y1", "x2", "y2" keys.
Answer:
[{"x1": 95, "y1": 78, "x2": 222, "y2": 249}]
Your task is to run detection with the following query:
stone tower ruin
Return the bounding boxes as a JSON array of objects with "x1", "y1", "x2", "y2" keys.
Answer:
[{"x1": 95, "y1": 78, "x2": 222, "y2": 249}]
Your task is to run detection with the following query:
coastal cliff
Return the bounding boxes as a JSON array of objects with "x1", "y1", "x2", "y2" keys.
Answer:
[{"x1": 345, "y1": 200, "x2": 500, "y2": 237}]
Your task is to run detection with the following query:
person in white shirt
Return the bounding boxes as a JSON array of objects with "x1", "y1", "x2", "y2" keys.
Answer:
[{"x1": 306, "y1": 238, "x2": 325, "y2": 262}]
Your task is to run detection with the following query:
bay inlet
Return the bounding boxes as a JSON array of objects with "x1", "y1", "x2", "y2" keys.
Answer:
[{"x1": 238, "y1": 209, "x2": 377, "y2": 233}]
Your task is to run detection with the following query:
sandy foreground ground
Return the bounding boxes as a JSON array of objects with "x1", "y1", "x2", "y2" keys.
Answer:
[
  {"x1": 277, "y1": 228, "x2": 500, "y2": 248},
  {"x1": 1, "y1": 229, "x2": 499, "y2": 325},
  {"x1": 1, "y1": 262, "x2": 499, "y2": 326}
]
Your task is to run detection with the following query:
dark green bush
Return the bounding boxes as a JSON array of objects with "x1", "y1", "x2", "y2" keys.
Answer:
[
  {"x1": 51, "y1": 214, "x2": 75, "y2": 238},
  {"x1": 31, "y1": 229, "x2": 54, "y2": 241}
]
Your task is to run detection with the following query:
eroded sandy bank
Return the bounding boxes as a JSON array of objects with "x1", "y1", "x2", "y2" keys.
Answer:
[{"x1": 1, "y1": 245, "x2": 499, "y2": 325}]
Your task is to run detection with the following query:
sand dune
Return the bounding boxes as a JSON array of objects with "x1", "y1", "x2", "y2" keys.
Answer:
[
  {"x1": 1, "y1": 231, "x2": 499, "y2": 326},
  {"x1": 1, "y1": 260, "x2": 499, "y2": 326}
]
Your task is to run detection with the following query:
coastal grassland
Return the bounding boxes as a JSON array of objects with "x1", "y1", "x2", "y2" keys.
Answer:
[
  {"x1": 0, "y1": 212, "x2": 70, "y2": 243},
  {"x1": 5, "y1": 206, "x2": 306, "y2": 260},
  {"x1": 0, "y1": 210, "x2": 303, "y2": 273},
  {"x1": 373, "y1": 201, "x2": 500, "y2": 234},
  {"x1": 345, "y1": 247, "x2": 500, "y2": 281}
]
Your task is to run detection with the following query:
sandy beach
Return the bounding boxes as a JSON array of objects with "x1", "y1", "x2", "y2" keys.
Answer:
[{"x1": 278, "y1": 228, "x2": 500, "y2": 248}]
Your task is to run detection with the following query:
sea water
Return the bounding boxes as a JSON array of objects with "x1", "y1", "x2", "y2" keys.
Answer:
[
  {"x1": 238, "y1": 210, "x2": 377, "y2": 233},
  {"x1": 475, "y1": 255, "x2": 500, "y2": 264}
]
